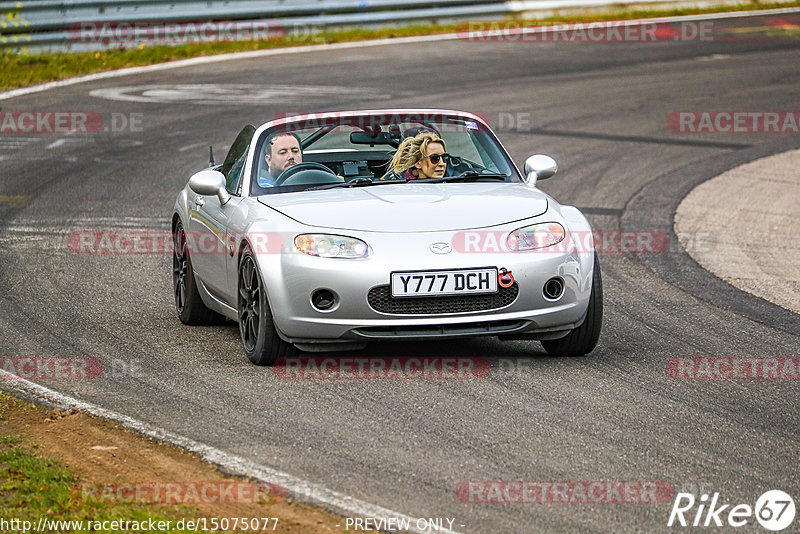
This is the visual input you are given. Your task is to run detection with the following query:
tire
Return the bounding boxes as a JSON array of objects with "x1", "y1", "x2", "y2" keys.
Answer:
[
  {"x1": 238, "y1": 244, "x2": 296, "y2": 365},
  {"x1": 173, "y1": 220, "x2": 226, "y2": 325},
  {"x1": 541, "y1": 254, "x2": 603, "y2": 357}
]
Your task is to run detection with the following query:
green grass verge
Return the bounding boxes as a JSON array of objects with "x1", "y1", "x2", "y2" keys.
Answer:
[
  {"x1": 0, "y1": 396, "x2": 222, "y2": 534},
  {"x1": 1, "y1": 0, "x2": 799, "y2": 91}
]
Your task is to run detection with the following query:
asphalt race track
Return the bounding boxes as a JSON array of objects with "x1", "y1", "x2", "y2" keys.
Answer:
[{"x1": 1, "y1": 12, "x2": 799, "y2": 533}]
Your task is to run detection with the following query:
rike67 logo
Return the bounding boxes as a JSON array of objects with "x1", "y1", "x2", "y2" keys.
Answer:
[{"x1": 669, "y1": 490, "x2": 796, "y2": 531}]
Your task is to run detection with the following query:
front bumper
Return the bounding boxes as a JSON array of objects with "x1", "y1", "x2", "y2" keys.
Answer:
[{"x1": 256, "y1": 231, "x2": 593, "y2": 343}]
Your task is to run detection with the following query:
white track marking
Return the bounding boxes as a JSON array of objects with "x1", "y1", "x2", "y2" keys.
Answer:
[
  {"x1": 0, "y1": 137, "x2": 39, "y2": 150},
  {"x1": 695, "y1": 53, "x2": 732, "y2": 60},
  {"x1": 0, "y1": 8, "x2": 798, "y2": 103},
  {"x1": 178, "y1": 142, "x2": 207, "y2": 152},
  {"x1": 46, "y1": 138, "x2": 67, "y2": 149},
  {"x1": 90, "y1": 83, "x2": 390, "y2": 104},
  {"x1": 4, "y1": 216, "x2": 171, "y2": 232},
  {"x1": 0, "y1": 139, "x2": 34, "y2": 143},
  {"x1": 0, "y1": 374, "x2": 463, "y2": 534},
  {"x1": 0, "y1": 155, "x2": 77, "y2": 162}
]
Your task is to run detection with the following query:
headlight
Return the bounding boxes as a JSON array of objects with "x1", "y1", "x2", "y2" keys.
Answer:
[
  {"x1": 507, "y1": 222, "x2": 565, "y2": 251},
  {"x1": 294, "y1": 234, "x2": 370, "y2": 258}
]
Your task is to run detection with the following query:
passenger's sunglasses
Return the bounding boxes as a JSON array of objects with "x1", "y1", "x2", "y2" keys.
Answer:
[{"x1": 424, "y1": 153, "x2": 450, "y2": 164}]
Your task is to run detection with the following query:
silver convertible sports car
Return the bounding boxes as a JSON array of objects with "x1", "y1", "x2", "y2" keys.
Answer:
[{"x1": 172, "y1": 110, "x2": 602, "y2": 365}]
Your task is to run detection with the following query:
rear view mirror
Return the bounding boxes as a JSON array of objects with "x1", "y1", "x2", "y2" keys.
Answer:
[{"x1": 350, "y1": 131, "x2": 399, "y2": 147}]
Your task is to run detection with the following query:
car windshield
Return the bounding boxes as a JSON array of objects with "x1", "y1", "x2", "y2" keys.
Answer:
[{"x1": 249, "y1": 112, "x2": 520, "y2": 195}]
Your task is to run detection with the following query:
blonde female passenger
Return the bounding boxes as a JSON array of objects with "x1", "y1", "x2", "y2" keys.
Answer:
[{"x1": 388, "y1": 132, "x2": 449, "y2": 180}]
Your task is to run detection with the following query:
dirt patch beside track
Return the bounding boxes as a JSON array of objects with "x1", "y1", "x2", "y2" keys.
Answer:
[{"x1": 1, "y1": 395, "x2": 346, "y2": 533}]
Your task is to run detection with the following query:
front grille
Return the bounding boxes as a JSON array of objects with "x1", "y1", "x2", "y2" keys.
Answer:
[{"x1": 367, "y1": 283, "x2": 519, "y2": 315}]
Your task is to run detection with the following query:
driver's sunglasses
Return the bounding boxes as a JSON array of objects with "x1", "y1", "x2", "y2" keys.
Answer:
[{"x1": 424, "y1": 153, "x2": 450, "y2": 164}]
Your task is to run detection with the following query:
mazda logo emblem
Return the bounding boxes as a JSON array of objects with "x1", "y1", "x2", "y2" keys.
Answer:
[{"x1": 430, "y1": 242, "x2": 452, "y2": 254}]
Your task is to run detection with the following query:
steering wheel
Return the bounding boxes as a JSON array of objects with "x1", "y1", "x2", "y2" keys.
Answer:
[
  {"x1": 274, "y1": 162, "x2": 338, "y2": 186},
  {"x1": 379, "y1": 169, "x2": 404, "y2": 181},
  {"x1": 446, "y1": 155, "x2": 468, "y2": 174}
]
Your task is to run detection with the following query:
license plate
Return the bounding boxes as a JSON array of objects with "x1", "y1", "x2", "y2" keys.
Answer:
[{"x1": 391, "y1": 268, "x2": 498, "y2": 297}]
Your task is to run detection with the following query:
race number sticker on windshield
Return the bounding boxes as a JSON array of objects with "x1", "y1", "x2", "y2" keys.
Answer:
[{"x1": 391, "y1": 268, "x2": 498, "y2": 297}]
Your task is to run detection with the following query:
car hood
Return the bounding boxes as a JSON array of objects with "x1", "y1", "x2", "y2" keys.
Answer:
[{"x1": 257, "y1": 182, "x2": 549, "y2": 232}]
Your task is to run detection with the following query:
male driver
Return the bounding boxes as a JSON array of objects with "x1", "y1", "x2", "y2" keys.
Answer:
[{"x1": 259, "y1": 132, "x2": 302, "y2": 187}]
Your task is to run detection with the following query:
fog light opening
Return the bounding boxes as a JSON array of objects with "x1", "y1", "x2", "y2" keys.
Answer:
[
  {"x1": 543, "y1": 277, "x2": 565, "y2": 300},
  {"x1": 311, "y1": 289, "x2": 337, "y2": 311}
]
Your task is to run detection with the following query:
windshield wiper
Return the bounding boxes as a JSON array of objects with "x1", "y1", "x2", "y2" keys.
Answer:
[
  {"x1": 306, "y1": 177, "x2": 406, "y2": 191},
  {"x1": 420, "y1": 171, "x2": 507, "y2": 183},
  {"x1": 306, "y1": 170, "x2": 504, "y2": 190}
]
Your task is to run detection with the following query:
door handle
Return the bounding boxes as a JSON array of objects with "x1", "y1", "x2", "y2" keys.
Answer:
[{"x1": 194, "y1": 195, "x2": 205, "y2": 207}]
